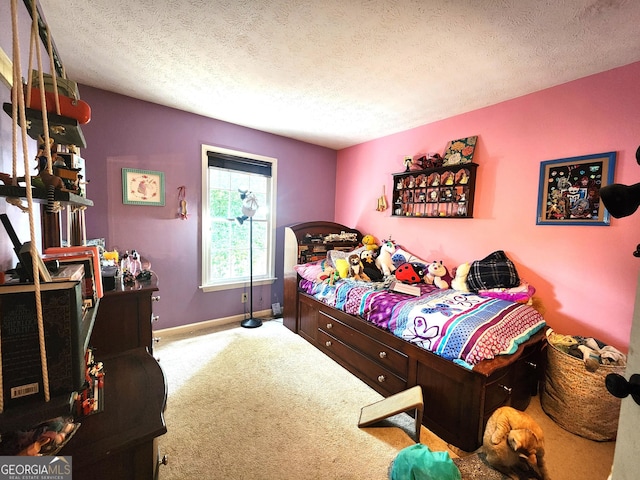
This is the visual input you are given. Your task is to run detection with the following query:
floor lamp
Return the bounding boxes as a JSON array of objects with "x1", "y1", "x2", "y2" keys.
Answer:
[{"x1": 237, "y1": 190, "x2": 262, "y2": 328}]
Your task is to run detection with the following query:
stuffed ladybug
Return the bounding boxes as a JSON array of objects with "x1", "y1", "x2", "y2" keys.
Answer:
[{"x1": 395, "y1": 262, "x2": 426, "y2": 284}]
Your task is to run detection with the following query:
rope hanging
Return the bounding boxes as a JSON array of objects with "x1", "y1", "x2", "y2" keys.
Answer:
[{"x1": 0, "y1": 0, "x2": 53, "y2": 413}]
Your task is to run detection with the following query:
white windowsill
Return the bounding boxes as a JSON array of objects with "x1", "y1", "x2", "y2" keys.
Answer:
[{"x1": 199, "y1": 277, "x2": 277, "y2": 293}]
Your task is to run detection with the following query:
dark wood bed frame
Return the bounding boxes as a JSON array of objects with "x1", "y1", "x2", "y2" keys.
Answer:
[{"x1": 284, "y1": 221, "x2": 544, "y2": 452}]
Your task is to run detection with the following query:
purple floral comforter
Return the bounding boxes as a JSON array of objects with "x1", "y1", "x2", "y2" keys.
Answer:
[{"x1": 300, "y1": 279, "x2": 546, "y2": 369}]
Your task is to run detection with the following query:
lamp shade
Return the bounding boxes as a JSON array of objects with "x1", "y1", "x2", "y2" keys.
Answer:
[{"x1": 600, "y1": 182, "x2": 640, "y2": 218}]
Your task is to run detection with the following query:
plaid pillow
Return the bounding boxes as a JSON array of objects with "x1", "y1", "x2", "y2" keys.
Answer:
[{"x1": 466, "y1": 250, "x2": 520, "y2": 292}]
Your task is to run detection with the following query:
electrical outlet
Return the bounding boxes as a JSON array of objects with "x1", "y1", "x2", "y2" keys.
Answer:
[{"x1": 241, "y1": 293, "x2": 248, "y2": 303}]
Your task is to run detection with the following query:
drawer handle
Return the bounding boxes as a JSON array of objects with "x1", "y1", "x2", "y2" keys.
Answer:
[
  {"x1": 377, "y1": 375, "x2": 386, "y2": 383},
  {"x1": 152, "y1": 295, "x2": 161, "y2": 302},
  {"x1": 499, "y1": 384, "x2": 512, "y2": 395},
  {"x1": 379, "y1": 351, "x2": 387, "y2": 359},
  {"x1": 152, "y1": 315, "x2": 160, "y2": 322},
  {"x1": 326, "y1": 323, "x2": 333, "y2": 329},
  {"x1": 154, "y1": 337, "x2": 161, "y2": 343},
  {"x1": 526, "y1": 361, "x2": 537, "y2": 369},
  {"x1": 325, "y1": 341, "x2": 332, "y2": 347}
]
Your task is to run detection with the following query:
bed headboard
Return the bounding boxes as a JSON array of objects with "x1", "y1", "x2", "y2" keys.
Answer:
[{"x1": 283, "y1": 221, "x2": 362, "y2": 332}]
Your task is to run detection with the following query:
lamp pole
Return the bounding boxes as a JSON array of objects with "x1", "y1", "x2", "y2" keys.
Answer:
[{"x1": 241, "y1": 214, "x2": 262, "y2": 328}]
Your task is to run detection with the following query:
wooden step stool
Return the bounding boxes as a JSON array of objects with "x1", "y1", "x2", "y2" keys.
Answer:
[{"x1": 358, "y1": 385, "x2": 424, "y2": 442}]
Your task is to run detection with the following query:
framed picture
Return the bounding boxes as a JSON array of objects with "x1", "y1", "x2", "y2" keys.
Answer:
[
  {"x1": 536, "y1": 152, "x2": 616, "y2": 226},
  {"x1": 122, "y1": 168, "x2": 165, "y2": 206},
  {"x1": 442, "y1": 135, "x2": 478, "y2": 166}
]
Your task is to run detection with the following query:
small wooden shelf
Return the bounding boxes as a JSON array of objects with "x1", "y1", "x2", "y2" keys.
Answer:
[
  {"x1": 2, "y1": 103, "x2": 87, "y2": 148},
  {"x1": 0, "y1": 184, "x2": 93, "y2": 208},
  {"x1": 391, "y1": 163, "x2": 478, "y2": 218}
]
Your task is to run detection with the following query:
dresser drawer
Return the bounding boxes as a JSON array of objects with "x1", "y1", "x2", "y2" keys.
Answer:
[
  {"x1": 318, "y1": 329, "x2": 406, "y2": 395},
  {"x1": 318, "y1": 310, "x2": 408, "y2": 378},
  {"x1": 484, "y1": 369, "x2": 513, "y2": 413}
]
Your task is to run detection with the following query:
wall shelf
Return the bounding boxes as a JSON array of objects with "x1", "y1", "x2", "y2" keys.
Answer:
[
  {"x1": 0, "y1": 184, "x2": 93, "y2": 208},
  {"x1": 391, "y1": 163, "x2": 478, "y2": 218}
]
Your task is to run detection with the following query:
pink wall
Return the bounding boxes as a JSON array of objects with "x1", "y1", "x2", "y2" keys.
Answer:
[{"x1": 336, "y1": 62, "x2": 640, "y2": 352}]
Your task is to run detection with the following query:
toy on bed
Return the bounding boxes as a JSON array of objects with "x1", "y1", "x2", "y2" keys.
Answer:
[
  {"x1": 316, "y1": 264, "x2": 340, "y2": 286},
  {"x1": 451, "y1": 262, "x2": 471, "y2": 291},
  {"x1": 424, "y1": 261, "x2": 452, "y2": 289},
  {"x1": 360, "y1": 249, "x2": 384, "y2": 282},
  {"x1": 395, "y1": 262, "x2": 427, "y2": 284},
  {"x1": 376, "y1": 239, "x2": 397, "y2": 276},
  {"x1": 361, "y1": 234, "x2": 379, "y2": 252},
  {"x1": 348, "y1": 253, "x2": 371, "y2": 281}
]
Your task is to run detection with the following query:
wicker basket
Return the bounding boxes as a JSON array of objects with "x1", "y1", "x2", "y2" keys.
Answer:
[{"x1": 541, "y1": 341, "x2": 624, "y2": 441}]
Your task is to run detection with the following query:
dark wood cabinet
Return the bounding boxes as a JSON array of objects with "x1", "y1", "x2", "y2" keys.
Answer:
[
  {"x1": 90, "y1": 273, "x2": 160, "y2": 355},
  {"x1": 391, "y1": 163, "x2": 478, "y2": 218},
  {"x1": 61, "y1": 273, "x2": 166, "y2": 480},
  {"x1": 61, "y1": 348, "x2": 167, "y2": 480}
]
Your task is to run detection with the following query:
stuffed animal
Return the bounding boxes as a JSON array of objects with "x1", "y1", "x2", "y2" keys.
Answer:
[
  {"x1": 360, "y1": 250, "x2": 384, "y2": 282},
  {"x1": 395, "y1": 262, "x2": 426, "y2": 284},
  {"x1": 424, "y1": 261, "x2": 452, "y2": 289},
  {"x1": 451, "y1": 262, "x2": 470, "y2": 291},
  {"x1": 361, "y1": 234, "x2": 378, "y2": 251},
  {"x1": 376, "y1": 240, "x2": 397, "y2": 276},
  {"x1": 348, "y1": 253, "x2": 370, "y2": 281},
  {"x1": 317, "y1": 265, "x2": 340, "y2": 286}
]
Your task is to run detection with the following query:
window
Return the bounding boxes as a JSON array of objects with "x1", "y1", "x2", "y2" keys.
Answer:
[{"x1": 201, "y1": 145, "x2": 277, "y2": 291}]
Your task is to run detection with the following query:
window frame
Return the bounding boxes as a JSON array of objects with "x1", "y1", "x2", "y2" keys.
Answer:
[{"x1": 200, "y1": 144, "x2": 277, "y2": 292}]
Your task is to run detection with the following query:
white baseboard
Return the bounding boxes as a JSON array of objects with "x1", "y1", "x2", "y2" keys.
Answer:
[{"x1": 155, "y1": 309, "x2": 274, "y2": 339}]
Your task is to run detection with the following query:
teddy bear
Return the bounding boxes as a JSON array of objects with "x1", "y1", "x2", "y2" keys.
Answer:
[
  {"x1": 361, "y1": 234, "x2": 379, "y2": 251},
  {"x1": 424, "y1": 261, "x2": 452, "y2": 289}
]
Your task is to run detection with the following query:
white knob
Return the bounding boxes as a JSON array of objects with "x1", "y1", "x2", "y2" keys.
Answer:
[
  {"x1": 326, "y1": 323, "x2": 333, "y2": 329},
  {"x1": 377, "y1": 375, "x2": 386, "y2": 383},
  {"x1": 379, "y1": 351, "x2": 387, "y2": 359},
  {"x1": 325, "y1": 341, "x2": 332, "y2": 347}
]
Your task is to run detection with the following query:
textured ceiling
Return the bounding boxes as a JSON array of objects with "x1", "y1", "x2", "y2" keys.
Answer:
[{"x1": 38, "y1": 0, "x2": 640, "y2": 150}]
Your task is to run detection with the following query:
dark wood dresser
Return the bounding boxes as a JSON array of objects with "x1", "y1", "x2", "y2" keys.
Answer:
[
  {"x1": 61, "y1": 348, "x2": 167, "y2": 480},
  {"x1": 61, "y1": 273, "x2": 166, "y2": 479},
  {"x1": 90, "y1": 273, "x2": 161, "y2": 355}
]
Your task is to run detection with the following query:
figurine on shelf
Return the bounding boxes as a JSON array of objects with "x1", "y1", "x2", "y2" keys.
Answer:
[
  {"x1": 403, "y1": 156, "x2": 413, "y2": 172},
  {"x1": 457, "y1": 193, "x2": 468, "y2": 216}
]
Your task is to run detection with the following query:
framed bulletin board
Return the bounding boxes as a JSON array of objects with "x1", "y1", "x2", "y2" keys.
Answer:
[{"x1": 536, "y1": 152, "x2": 616, "y2": 226}]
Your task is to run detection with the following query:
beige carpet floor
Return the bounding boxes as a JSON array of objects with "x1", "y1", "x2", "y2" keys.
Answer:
[{"x1": 155, "y1": 320, "x2": 616, "y2": 480}]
